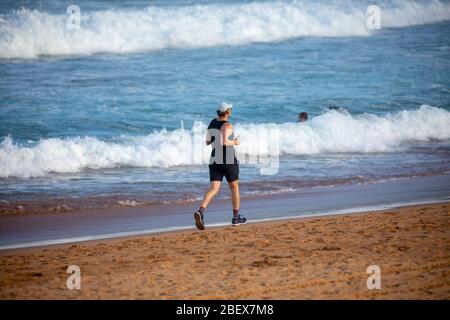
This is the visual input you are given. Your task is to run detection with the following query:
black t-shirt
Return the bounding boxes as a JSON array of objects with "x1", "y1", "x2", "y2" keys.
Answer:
[{"x1": 207, "y1": 118, "x2": 237, "y2": 165}]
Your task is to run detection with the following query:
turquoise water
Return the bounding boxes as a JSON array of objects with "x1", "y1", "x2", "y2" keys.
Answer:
[{"x1": 0, "y1": 0, "x2": 449, "y2": 210}]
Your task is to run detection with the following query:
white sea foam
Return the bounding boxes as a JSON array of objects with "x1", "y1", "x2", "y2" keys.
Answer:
[
  {"x1": 1, "y1": 105, "x2": 450, "y2": 178},
  {"x1": 1, "y1": 0, "x2": 450, "y2": 59}
]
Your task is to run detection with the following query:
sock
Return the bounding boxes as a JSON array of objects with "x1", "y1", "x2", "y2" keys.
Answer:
[
  {"x1": 198, "y1": 207, "x2": 205, "y2": 216},
  {"x1": 233, "y1": 209, "x2": 239, "y2": 218}
]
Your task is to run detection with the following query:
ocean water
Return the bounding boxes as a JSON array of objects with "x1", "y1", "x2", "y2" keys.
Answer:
[{"x1": 0, "y1": 0, "x2": 449, "y2": 211}]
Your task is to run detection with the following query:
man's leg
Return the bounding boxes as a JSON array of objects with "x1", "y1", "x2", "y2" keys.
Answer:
[
  {"x1": 228, "y1": 179, "x2": 246, "y2": 225},
  {"x1": 228, "y1": 180, "x2": 240, "y2": 213},
  {"x1": 194, "y1": 163, "x2": 224, "y2": 230},
  {"x1": 194, "y1": 181, "x2": 221, "y2": 230},
  {"x1": 200, "y1": 181, "x2": 221, "y2": 209}
]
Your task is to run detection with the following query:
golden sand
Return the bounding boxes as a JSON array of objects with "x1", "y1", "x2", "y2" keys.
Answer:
[{"x1": 1, "y1": 203, "x2": 449, "y2": 299}]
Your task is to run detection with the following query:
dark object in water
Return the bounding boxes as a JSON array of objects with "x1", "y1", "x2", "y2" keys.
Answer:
[{"x1": 298, "y1": 112, "x2": 308, "y2": 122}]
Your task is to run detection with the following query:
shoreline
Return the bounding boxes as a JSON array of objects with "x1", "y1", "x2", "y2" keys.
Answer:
[
  {"x1": 1, "y1": 198, "x2": 449, "y2": 252},
  {"x1": 1, "y1": 173, "x2": 449, "y2": 251},
  {"x1": 1, "y1": 202, "x2": 449, "y2": 299},
  {"x1": 0, "y1": 201, "x2": 447, "y2": 255},
  {"x1": 1, "y1": 172, "x2": 448, "y2": 217}
]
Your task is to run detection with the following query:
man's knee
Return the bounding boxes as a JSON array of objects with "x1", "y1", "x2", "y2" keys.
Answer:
[
  {"x1": 228, "y1": 181, "x2": 239, "y2": 192},
  {"x1": 210, "y1": 182, "x2": 221, "y2": 193}
]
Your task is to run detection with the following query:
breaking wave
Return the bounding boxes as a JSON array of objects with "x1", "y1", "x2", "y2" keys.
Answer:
[
  {"x1": 1, "y1": 0, "x2": 450, "y2": 59},
  {"x1": 1, "y1": 105, "x2": 450, "y2": 178}
]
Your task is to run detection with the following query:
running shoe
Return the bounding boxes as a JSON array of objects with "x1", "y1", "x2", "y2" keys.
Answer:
[
  {"x1": 194, "y1": 210, "x2": 205, "y2": 230},
  {"x1": 232, "y1": 214, "x2": 247, "y2": 226}
]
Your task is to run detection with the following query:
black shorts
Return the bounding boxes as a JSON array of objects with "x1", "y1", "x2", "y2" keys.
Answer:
[{"x1": 209, "y1": 163, "x2": 239, "y2": 182}]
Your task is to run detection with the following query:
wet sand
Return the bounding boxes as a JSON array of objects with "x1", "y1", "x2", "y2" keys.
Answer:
[
  {"x1": 2, "y1": 174, "x2": 450, "y2": 250},
  {"x1": 0, "y1": 202, "x2": 449, "y2": 299}
]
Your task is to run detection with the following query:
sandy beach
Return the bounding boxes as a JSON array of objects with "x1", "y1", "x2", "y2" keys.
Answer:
[
  {"x1": 1, "y1": 0, "x2": 450, "y2": 304},
  {"x1": 0, "y1": 202, "x2": 449, "y2": 299}
]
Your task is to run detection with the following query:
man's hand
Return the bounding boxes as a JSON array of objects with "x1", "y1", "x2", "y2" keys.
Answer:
[{"x1": 233, "y1": 136, "x2": 240, "y2": 146}]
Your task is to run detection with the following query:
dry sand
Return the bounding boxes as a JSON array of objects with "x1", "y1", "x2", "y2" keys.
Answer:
[{"x1": 0, "y1": 202, "x2": 449, "y2": 299}]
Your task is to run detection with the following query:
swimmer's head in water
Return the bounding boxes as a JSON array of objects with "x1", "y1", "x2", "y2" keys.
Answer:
[
  {"x1": 217, "y1": 102, "x2": 233, "y2": 117},
  {"x1": 298, "y1": 112, "x2": 308, "y2": 122}
]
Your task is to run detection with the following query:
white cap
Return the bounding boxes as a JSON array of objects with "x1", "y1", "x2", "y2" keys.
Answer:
[{"x1": 217, "y1": 102, "x2": 232, "y2": 113}]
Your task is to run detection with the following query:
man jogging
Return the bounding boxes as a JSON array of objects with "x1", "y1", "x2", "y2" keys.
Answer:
[{"x1": 193, "y1": 103, "x2": 247, "y2": 230}]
